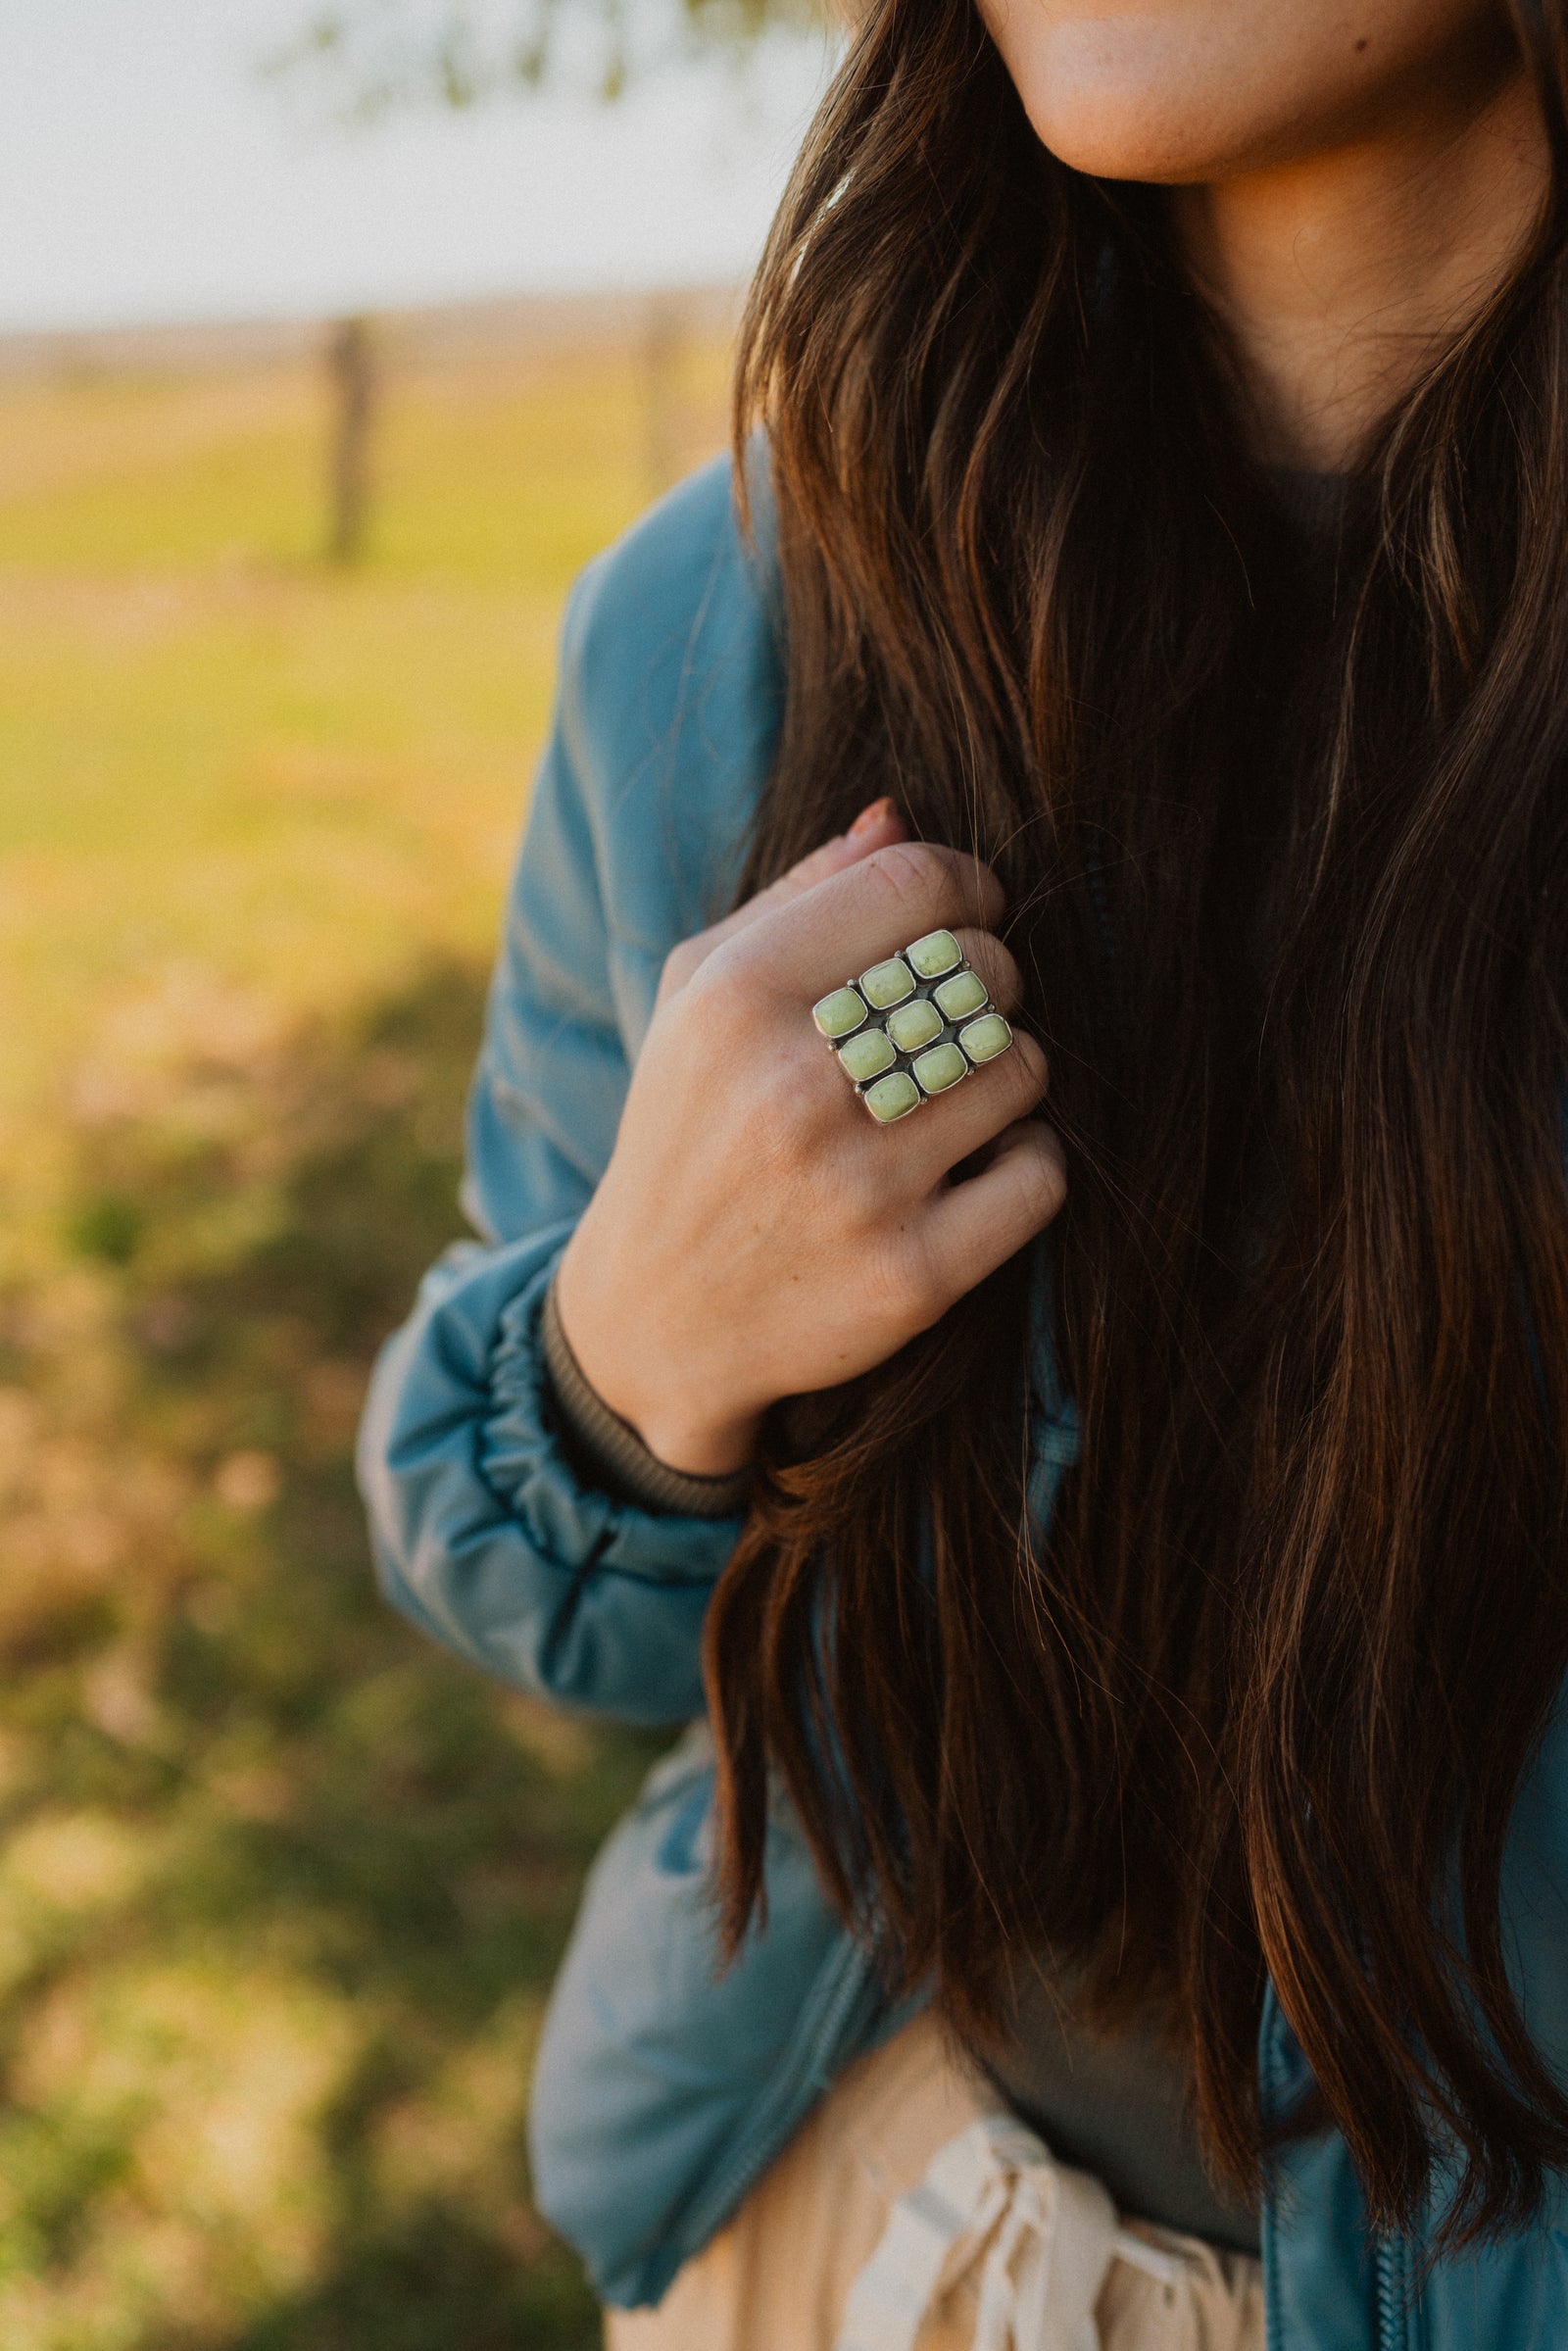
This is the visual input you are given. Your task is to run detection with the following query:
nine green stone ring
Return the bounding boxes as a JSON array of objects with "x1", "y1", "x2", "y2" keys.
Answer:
[{"x1": 810, "y1": 929, "x2": 1015, "y2": 1124}]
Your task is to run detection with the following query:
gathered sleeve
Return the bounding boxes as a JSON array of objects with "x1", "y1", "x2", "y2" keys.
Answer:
[{"x1": 356, "y1": 464, "x2": 782, "y2": 1725}]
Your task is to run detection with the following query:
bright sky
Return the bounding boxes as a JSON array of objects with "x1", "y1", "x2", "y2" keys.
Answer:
[{"x1": 0, "y1": 0, "x2": 830, "y2": 332}]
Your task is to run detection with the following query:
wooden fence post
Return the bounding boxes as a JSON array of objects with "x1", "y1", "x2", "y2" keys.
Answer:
[
  {"x1": 326, "y1": 316, "x2": 375, "y2": 563},
  {"x1": 642, "y1": 293, "x2": 685, "y2": 499}
]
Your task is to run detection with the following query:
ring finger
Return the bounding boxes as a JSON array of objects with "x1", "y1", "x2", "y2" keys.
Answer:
[
  {"x1": 817, "y1": 926, "x2": 1037, "y2": 1148},
  {"x1": 901, "y1": 1024, "x2": 1050, "y2": 1178}
]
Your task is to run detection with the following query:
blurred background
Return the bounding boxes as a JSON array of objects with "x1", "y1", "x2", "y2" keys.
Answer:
[{"x1": 0, "y1": 4, "x2": 828, "y2": 2342}]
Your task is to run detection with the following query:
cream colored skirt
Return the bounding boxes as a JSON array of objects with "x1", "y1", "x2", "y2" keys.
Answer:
[{"x1": 605, "y1": 2012, "x2": 1264, "y2": 2351}]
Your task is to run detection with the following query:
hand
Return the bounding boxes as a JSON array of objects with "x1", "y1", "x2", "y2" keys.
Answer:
[{"x1": 554, "y1": 798, "x2": 1067, "y2": 1477}]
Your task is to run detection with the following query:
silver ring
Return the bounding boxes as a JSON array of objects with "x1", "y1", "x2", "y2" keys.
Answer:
[{"x1": 810, "y1": 929, "x2": 1014, "y2": 1123}]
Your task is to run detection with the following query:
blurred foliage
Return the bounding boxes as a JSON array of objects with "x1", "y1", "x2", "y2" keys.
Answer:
[
  {"x1": 271, "y1": 0, "x2": 821, "y2": 119},
  {"x1": 0, "y1": 318, "x2": 733, "y2": 2347},
  {"x1": 0, "y1": 965, "x2": 662, "y2": 2348}
]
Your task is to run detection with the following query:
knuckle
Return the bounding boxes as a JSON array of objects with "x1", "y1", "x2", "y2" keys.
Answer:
[
  {"x1": 747, "y1": 1070, "x2": 832, "y2": 1183},
  {"x1": 689, "y1": 938, "x2": 768, "y2": 1020},
  {"x1": 854, "y1": 842, "x2": 1004, "y2": 945},
  {"x1": 801, "y1": 1070, "x2": 855, "y2": 1159},
  {"x1": 755, "y1": 1118, "x2": 813, "y2": 1195},
  {"x1": 828, "y1": 1137, "x2": 883, "y2": 1228},
  {"x1": 961, "y1": 931, "x2": 1023, "y2": 1010},
  {"x1": 726, "y1": 963, "x2": 775, "y2": 1026},
  {"x1": 1013, "y1": 1134, "x2": 1067, "y2": 1223},
  {"x1": 865, "y1": 1217, "x2": 947, "y2": 1328},
  {"x1": 673, "y1": 955, "x2": 725, "y2": 1029},
  {"x1": 659, "y1": 935, "x2": 704, "y2": 997},
  {"x1": 788, "y1": 1037, "x2": 857, "y2": 1132},
  {"x1": 861, "y1": 839, "x2": 950, "y2": 914},
  {"x1": 671, "y1": 991, "x2": 769, "y2": 1103},
  {"x1": 1002, "y1": 1030, "x2": 1050, "y2": 1102}
]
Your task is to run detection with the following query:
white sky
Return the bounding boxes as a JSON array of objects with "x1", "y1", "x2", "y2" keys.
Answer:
[{"x1": 0, "y1": 0, "x2": 831, "y2": 332}]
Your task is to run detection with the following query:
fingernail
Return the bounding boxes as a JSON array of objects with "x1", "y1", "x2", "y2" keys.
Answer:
[{"x1": 850, "y1": 797, "x2": 896, "y2": 837}]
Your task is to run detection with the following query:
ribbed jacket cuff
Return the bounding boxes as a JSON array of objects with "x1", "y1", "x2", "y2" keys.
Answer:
[{"x1": 540, "y1": 1273, "x2": 753, "y2": 1522}]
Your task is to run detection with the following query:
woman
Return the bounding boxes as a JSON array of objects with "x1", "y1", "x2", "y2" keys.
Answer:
[{"x1": 359, "y1": 1, "x2": 1568, "y2": 2343}]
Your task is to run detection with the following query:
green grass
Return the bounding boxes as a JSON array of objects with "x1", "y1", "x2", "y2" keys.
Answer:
[{"x1": 0, "y1": 326, "x2": 730, "y2": 2349}]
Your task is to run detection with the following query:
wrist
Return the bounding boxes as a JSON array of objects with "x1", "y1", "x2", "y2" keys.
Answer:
[
  {"x1": 554, "y1": 1241, "x2": 761, "y2": 1479},
  {"x1": 623, "y1": 1400, "x2": 761, "y2": 1481}
]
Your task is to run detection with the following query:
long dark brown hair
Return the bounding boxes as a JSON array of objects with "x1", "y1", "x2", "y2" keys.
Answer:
[{"x1": 704, "y1": 0, "x2": 1568, "y2": 2248}]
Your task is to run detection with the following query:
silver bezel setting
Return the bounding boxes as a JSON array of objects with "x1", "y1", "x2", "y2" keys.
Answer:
[{"x1": 811, "y1": 931, "x2": 1013, "y2": 1121}]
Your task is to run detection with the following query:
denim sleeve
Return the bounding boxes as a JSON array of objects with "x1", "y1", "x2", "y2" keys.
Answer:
[{"x1": 356, "y1": 557, "x2": 747, "y2": 1729}]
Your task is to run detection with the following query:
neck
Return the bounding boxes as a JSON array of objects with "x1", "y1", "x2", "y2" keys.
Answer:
[{"x1": 1170, "y1": 42, "x2": 1550, "y2": 471}]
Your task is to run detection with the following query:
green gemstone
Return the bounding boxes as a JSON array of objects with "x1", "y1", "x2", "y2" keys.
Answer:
[
  {"x1": 859, "y1": 955, "x2": 914, "y2": 1009},
  {"x1": 863, "y1": 1070, "x2": 922, "y2": 1123},
  {"x1": 959, "y1": 1012, "x2": 1013, "y2": 1064},
  {"x1": 934, "y1": 968, "x2": 989, "y2": 1022},
  {"x1": 906, "y1": 928, "x2": 961, "y2": 978},
  {"x1": 912, "y1": 1041, "x2": 968, "y2": 1095},
  {"x1": 812, "y1": 985, "x2": 868, "y2": 1040},
  {"x1": 838, "y1": 1025, "x2": 896, "y2": 1084},
  {"x1": 885, "y1": 997, "x2": 943, "y2": 1054}
]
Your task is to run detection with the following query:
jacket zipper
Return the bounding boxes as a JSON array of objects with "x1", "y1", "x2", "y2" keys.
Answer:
[
  {"x1": 1375, "y1": 2228, "x2": 1408, "y2": 2351},
  {"x1": 672, "y1": 1931, "x2": 891, "y2": 2260}
]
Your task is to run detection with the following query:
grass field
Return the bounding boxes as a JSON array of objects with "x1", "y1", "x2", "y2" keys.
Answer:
[{"x1": 0, "y1": 312, "x2": 732, "y2": 2349}]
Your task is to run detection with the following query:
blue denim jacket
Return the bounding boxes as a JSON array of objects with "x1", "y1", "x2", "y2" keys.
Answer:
[{"x1": 358, "y1": 454, "x2": 1568, "y2": 2348}]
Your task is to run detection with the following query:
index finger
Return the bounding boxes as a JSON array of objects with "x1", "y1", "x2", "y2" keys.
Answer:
[
  {"x1": 735, "y1": 840, "x2": 1005, "y2": 998},
  {"x1": 676, "y1": 801, "x2": 909, "y2": 975}
]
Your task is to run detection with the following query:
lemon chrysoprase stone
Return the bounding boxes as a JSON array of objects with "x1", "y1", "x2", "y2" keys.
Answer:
[
  {"x1": 959, "y1": 1012, "x2": 1012, "y2": 1063},
  {"x1": 838, "y1": 1025, "x2": 896, "y2": 1084},
  {"x1": 913, "y1": 1041, "x2": 968, "y2": 1095},
  {"x1": 859, "y1": 955, "x2": 915, "y2": 1009},
  {"x1": 934, "y1": 968, "x2": 988, "y2": 1022},
  {"x1": 864, "y1": 1069, "x2": 922, "y2": 1122},
  {"x1": 906, "y1": 928, "x2": 961, "y2": 978},
  {"x1": 886, "y1": 997, "x2": 944, "y2": 1054},
  {"x1": 812, "y1": 985, "x2": 868, "y2": 1040}
]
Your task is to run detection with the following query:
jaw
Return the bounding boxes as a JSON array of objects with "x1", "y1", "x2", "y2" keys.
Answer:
[{"x1": 975, "y1": 2, "x2": 1521, "y2": 187}]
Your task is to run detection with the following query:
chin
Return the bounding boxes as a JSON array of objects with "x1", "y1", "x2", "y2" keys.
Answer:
[
  {"x1": 991, "y1": 26, "x2": 1287, "y2": 184},
  {"x1": 992, "y1": 30, "x2": 1259, "y2": 181},
  {"x1": 977, "y1": 0, "x2": 1519, "y2": 189},
  {"x1": 1016, "y1": 95, "x2": 1236, "y2": 184}
]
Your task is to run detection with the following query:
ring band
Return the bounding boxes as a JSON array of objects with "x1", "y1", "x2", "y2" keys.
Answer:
[{"x1": 810, "y1": 929, "x2": 1014, "y2": 1123}]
